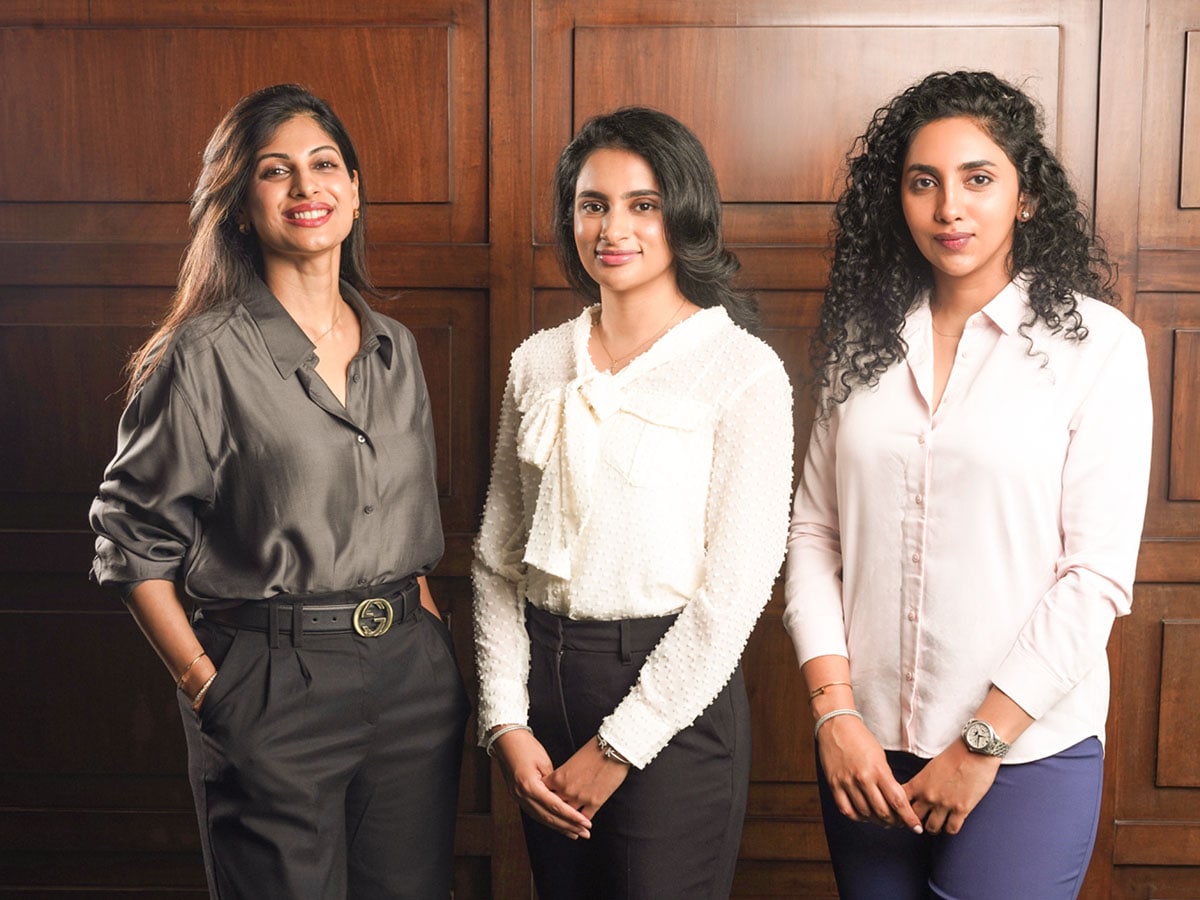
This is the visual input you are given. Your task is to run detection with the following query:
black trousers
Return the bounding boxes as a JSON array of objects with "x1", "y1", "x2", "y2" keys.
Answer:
[
  {"x1": 522, "y1": 604, "x2": 751, "y2": 900},
  {"x1": 179, "y1": 585, "x2": 470, "y2": 900}
]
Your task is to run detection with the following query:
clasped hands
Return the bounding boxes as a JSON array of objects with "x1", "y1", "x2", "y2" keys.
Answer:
[
  {"x1": 817, "y1": 713, "x2": 1002, "y2": 836},
  {"x1": 491, "y1": 728, "x2": 630, "y2": 839}
]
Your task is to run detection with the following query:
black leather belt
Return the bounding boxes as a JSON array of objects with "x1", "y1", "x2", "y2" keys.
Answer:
[{"x1": 200, "y1": 578, "x2": 420, "y2": 643}]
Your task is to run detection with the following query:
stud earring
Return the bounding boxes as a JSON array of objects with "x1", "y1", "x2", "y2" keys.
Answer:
[
  {"x1": 353, "y1": 209, "x2": 360, "y2": 220},
  {"x1": 1020, "y1": 209, "x2": 1030, "y2": 221},
  {"x1": 238, "y1": 222, "x2": 250, "y2": 235}
]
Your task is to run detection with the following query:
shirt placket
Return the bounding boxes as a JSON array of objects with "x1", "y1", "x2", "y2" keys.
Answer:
[{"x1": 899, "y1": 421, "x2": 931, "y2": 750}]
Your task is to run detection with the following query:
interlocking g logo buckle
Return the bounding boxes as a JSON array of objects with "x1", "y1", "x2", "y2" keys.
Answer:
[{"x1": 353, "y1": 598, "x2": 394, "y2": 637}]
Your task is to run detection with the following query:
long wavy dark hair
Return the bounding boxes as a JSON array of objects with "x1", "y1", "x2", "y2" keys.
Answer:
[
  {"x1": 813, "y1": 70, "x2": 1116, "y2": 415},
  {"x1": 127, "y1": 83, "x2": 370, "y2": 399},
  {"x1": 552, "y1": 106, "x2": 759, "y2": 332}
]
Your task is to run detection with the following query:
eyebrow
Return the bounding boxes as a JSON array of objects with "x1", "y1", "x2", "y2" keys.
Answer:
[
  {"x1": 255, "y1": 145, "x2": 340, "y2": 164},
  {"x1": 576, "y1": 188, "x2": 662, "y2": 201},
  {"x1": 906, "y1": 159, "x2": 997, "y2": 175}
]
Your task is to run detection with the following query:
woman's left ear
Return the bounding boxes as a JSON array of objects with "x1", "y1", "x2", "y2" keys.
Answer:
[{"x1": 1017, "y1": 195, "x2": 1038, "y2": 222}]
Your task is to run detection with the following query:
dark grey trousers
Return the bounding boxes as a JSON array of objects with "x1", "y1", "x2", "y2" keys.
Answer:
[
  {"x1": 522, "y1": 604, "x2": 750, "y2": 900},
  {"x1": 179, "y1": 592, "x2": 469, "y2": 900}
]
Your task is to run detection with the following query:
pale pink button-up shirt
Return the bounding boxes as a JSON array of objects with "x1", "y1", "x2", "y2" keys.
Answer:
[{"x1": 783, "y1": 280, "x2": 1152, "y2": 764}]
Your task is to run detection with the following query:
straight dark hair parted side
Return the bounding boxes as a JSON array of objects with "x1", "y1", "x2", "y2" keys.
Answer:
[
  {"x1": 126, "y1": 83, "x2": 370, "y2": 399},
  {"x1": 552, "y1": 107, "x2": 759, "y2": 332}
]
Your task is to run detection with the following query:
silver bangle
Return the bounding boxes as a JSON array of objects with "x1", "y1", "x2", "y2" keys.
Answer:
[
  {"x1": 596, "y1": 733, "x2": 631, "y2": 766},
  {"x1": 484, "y1": 723, "x2": 531, "y2": 757},
  {"x1": 814, "y1": 707, "x2": 863, "y2": 739}
]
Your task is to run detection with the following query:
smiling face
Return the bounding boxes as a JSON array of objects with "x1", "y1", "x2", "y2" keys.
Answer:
[
  {"x1": 573, "y1": 147, "x2": 677, "y2": 302},
  {"x1": 242, "y1": 114, "x2": 360, "y2": 269},
  {"x1": 900, "y1": 116, "x2": 1026, "y2": 300}
]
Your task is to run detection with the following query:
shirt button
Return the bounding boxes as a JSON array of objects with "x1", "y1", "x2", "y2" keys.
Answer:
[
  {"x1": 352, "y1": 373, "x2": 361, "y2": 384},
  {"x1": 357, "y1": 576, "x2": 368, "y2": 586},
  {"x1": 905, "y1": 672, "x2": 915, "y2": 682},
  {"x1": 356, "y1": 433, "x2": 367, "y2": 444},
  {"x1": 918, "y1": 434, "x2": 926, "y2": 445},
  {"x1": 915, "y1": 493, "x2": 924, "y2": 506},
  {"x1": 363, "y1": 505, "x2": 375, "y2": 515},
  {"x1": 911, "y1": 552, "x2": 921, "y2": 564},
  {"x1": 907, "y1": 610, "x2": 918, "y2": 622}
]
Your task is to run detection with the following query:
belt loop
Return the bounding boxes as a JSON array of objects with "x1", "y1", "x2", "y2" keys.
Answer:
[
  {"x1": 619, "y1": 619, "x2": 633, "y2": 665},
  {"x1": 268, "y1": 599, "x2": 280, "y2": 650},
  {"x1": 291, "y1": 601, "x2": 304, "y2": 649}
]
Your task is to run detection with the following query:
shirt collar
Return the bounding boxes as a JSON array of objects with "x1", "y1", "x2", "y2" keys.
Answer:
[
  {"x1": 978, "y1": 277, "x2": 1028, "y2": 336},
  {"x1": 243, "y1": 277, "x2": 394, "y2": 378},
  {"x1": 907, "y1": 276, "x2": 1028, "y2": 342}
]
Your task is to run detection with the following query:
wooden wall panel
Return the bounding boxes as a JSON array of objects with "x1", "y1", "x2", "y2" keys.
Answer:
[
  {"x1": 1156, "y1": 620, "x2": 1200, "y2": 787},
  {"x1": 531, "y1": 0, "x2": 1101, "y2": 254},
  {"x1": 1136, "y1": 294, "x2": 1200, "y2": 538},
  {"x1": 1182, "y1": 31, "x2": 1200, "y2": 208},
  {"x1": 1139, "y1": 1, "x2": 1200, "y2": 247},
  {"x1": 0, "y1": 28, "x2": 450, "y2": 204},
  {"x1": 573, "y1": 25, "x2": 1061, "y2": 203},
  {"x1": 1169, "y1": 330, "x2": 1200, "y2": 501},
  {"x1": 4, "y1": 0, "x2": 1200, "y2": 897}
]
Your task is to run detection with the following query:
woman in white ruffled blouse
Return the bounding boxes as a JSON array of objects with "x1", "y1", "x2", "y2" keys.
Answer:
[{"x1": 472, "y1": 107, "x2": 793, "y2": 899}]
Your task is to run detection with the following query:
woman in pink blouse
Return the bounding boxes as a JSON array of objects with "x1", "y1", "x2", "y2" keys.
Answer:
[{"x1": 784, "y1": 70, "x2": 1152, "y2": 899}]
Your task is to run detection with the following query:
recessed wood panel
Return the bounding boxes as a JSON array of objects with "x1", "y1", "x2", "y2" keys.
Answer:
[
  {"x1": 1156, "y1": 619, "x2": 1200, "y2": 786},
  {"x1": 1170, "y1": 330, "x2": 1200, "y2": 500},
  {"x1": 573, "y1": 26, "x2": 1061, "y2": 204},
  {"x1": 1140, "y1": 2, "x2": 1200, "y2": 246},
  {"x1": 1135, "y1": 294, "x2": 1200, "y2": 540},
  {"x1": 1182, "y1": 31, "x2": 1200, "y2": 208},
  {"x1": 375, "y1": 291, "x2": 489, "y2": 546},
  {"x1": 1115, "y1": 585, "x2": 1200, "y2": 821},
  {"x1": 0, "y1": 324, "x2": 139, "y2": 494},
  {"x1": 0, "y1": 27, "x2": 448, "y2": 204}
]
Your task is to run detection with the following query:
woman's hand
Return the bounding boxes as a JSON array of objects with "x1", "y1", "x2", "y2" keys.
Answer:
[
  {"x1": 543, "y1": 736, "x2": 630, "y2": 822},
  {"x1": 492, "y1": 728, "x2": 592, "y2": 839},
  {"x1": 818, "y1": 714, "x2": 923, "y2": 832},
  {"x1": 904, "y1": 739, "x2": 1001, "y2": 835}
]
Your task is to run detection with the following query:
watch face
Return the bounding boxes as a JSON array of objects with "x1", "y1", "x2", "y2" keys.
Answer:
[{"x1": 965, "y1": 721, "x2": 991, "y2": 750}]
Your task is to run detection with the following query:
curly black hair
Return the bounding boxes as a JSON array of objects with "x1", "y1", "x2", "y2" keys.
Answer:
[
  {"x1": 813, "y1": 70, "x2": 1116, "y2": 415},
  {"x1": 552, "y1": 107, "x2": 759, "y2": 332}
]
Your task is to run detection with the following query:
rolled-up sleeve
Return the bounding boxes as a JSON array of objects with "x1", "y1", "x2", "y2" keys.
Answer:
[{"x1": 90, "y1": 367, "x2": 215, "y2": 591}]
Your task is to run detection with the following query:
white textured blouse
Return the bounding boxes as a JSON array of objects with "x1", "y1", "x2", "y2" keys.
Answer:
[
  {"x1": 473, "y1": 304, "x2": 793, "y2": 767},
  {"x1": 784, "y1": 280, "x2": 1152, "y2": 764}
]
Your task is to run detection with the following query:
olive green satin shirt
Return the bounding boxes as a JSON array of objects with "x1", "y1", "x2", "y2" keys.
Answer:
[{"x1": 90, "y1": 278, "x2": 443, "y2": 607}]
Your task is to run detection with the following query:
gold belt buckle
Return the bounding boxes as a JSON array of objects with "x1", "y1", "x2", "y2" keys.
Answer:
[{"x1": 353, "y1": 598, "x2": 394, "y2": 637}]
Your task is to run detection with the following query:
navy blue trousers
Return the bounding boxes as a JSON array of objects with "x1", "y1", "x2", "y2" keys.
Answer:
[
  {"x1": 179, "y1": 591, "x2": 469, "y2": 900},
  {"x1": 521, "y1": 604, "x2": 751, "y2": 900},
  {"x1": 818, "y1": 737, "x2": 1104, "y2": 900}
]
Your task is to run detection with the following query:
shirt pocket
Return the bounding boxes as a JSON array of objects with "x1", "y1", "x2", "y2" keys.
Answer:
[{"x1": 601, "y1": 395, "x2": 711, "y2": 488}]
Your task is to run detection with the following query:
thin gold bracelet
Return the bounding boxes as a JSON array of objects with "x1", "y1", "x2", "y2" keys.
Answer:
[
  {"x1": 175, "y1": 650, "x2": 208, "y2": 690},
  {"x1": 809, "y1": 680, "x2": 853, "y2": 701}
]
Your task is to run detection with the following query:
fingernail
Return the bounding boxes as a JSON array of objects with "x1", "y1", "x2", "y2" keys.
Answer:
[{"x1": 913, "y1": 825, "x2": 924, "y2": 835}]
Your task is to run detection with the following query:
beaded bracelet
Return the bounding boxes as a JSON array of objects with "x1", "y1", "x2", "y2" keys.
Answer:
[
  {"x1": 485, "y1": 724, "x2": 532, "y2": 757},
  {"x1": 813, "y1": 708, "x2": 863, "y2": 739},
  {"x1": 190, "y1": 671, "x2": 218, "y2": 712}
]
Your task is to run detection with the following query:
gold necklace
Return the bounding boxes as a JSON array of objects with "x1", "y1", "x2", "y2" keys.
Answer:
[
  {"x1": 930, "y1": 320, "x2": 964, "y2": 338},
  {"x1": 594, "y1": 297, "x2": 688, "y2": 372},
  {"x1": 308, "y1": 300, "x2": 343, "y2": 344}
]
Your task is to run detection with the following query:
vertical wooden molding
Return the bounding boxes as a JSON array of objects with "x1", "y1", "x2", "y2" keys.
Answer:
[
  {"x1": 1096, "y1": 0, "x2": 1148, "y2": 316},
  {"x1": 1156, "y1": 619, "x2": 1200, "y2": 786},
  {"x1": 1169, "y1": 329, "x2": 1200, "y2": 500},
  {"x1": 1182, "y1": 31, "x2": 1200, "y2": 208},
  {"x1": 486, "y1": 1, "x2": 536, "y2": 897}
]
